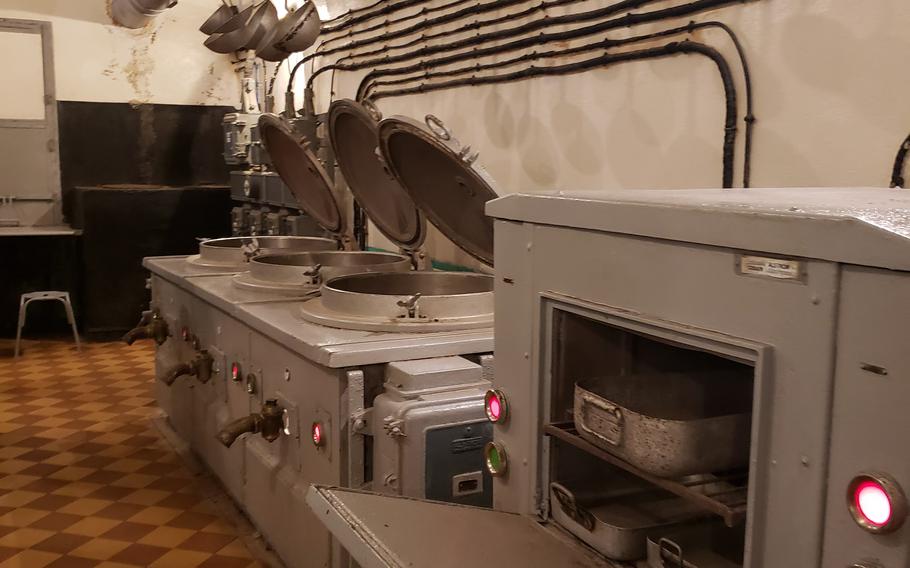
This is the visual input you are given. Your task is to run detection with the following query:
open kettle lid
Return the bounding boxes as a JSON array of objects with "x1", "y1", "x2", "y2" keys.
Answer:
[
  {"x1": 378, "y1": 114, "x2": 498, "y2": 266},
  {"x1": 328, "y1": 100, "x2": 427, "y2": 252},
  {"x1": 258, "y1": 114, "x2": 346, "y2": 237}
]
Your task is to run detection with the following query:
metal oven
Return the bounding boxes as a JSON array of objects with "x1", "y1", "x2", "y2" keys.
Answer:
[{"x1": 308, "y1": 187, "x2": 910, "y2": 568}]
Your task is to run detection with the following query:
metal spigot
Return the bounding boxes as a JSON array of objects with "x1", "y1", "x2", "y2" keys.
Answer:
[
  {"x1": 123, "y1": 311, "x2": 169, "y2": 346},
  {"x1": 217, "y1": 399, "x2": 284, "y2": 448},
  {"x1": 217, "y1": 414, "x2": 261, "y2": 448},
  {"x1": 161, "y1": 350, "x2": 214, "y2": 386}
]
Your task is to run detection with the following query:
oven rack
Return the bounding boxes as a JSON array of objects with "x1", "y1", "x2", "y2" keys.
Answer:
[{"x1": 544, "y1": 421, "x2": 748, "y2": 527}]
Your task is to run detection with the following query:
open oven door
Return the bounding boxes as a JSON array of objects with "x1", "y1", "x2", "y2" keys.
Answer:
[{"x1": 306, "y1": 485, "x2": 614, "y2": 568}]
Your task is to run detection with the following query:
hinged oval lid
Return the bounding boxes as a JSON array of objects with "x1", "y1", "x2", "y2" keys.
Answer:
[
  {"x1": 328, "y1": 100, "x2": 427, "y2": 252},
  {"x1": 378, "y1": 115, "x2": 497, "y2": 266},
  {"x1": 258, "y1": 114, "x2": 345, "y2": 236}
]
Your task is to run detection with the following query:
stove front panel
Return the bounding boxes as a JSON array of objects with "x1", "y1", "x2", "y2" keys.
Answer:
[
  {"x1": 150, "y1": 275, "x2": 195, "y2": 444},
  {"x1": 244, "y1": 332, "x2": 344, "y2": 568},
  {"x1": 491, "y1": 219, "x2": 841, "y2": 567},
  {"x1": 822, "y1": 266, "x2": 910, "y2": 567}
]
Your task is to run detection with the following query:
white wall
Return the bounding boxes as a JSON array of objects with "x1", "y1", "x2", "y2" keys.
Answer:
[
  {"x1": 0, "y1": 0, "x2": 241, "y2": 105},
  {"x1": 297, "y1": 0, "x2": 910, "y2": 268},
  {"x1": 4, "y1": 1, "x2": 906, "y2": 264}
]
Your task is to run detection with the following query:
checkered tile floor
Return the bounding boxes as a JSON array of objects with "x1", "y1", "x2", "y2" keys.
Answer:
[{"x1": 0, "y1": 340, "x2": 265, "y2": 568}]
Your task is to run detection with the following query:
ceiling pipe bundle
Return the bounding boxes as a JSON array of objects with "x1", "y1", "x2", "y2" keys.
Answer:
[{"x1": 111, "y1": 0, "x2": 177, "y2": 29}]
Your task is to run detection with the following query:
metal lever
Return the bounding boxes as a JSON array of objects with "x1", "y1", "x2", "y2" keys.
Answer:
[
  {"x1": 396, "y1": 293, "x2": 422, "y2": 319},
  {"x1": 303, "y1": 264, "x2": 323, "y2": 285},
  {"x1": 123, "y1": 311, "x2": 169, "y2": 346},
  {"x1": 240, "y1": 237, "x2": 261, "y2": 260},
  {"x1": 217, "y1": 399, "x2": 284, "y2": 448}
]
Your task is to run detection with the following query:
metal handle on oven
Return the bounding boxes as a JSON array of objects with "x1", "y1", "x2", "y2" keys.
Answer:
[
  {"x1": 658, "y1": 537, "x2": 685, "y2": 568},
  {"x1": 550, "y1": 483, "x2": 595, "y2": 531},
  {"x1": 577, "y1": 392, "x2": 623, "y2": 447}
]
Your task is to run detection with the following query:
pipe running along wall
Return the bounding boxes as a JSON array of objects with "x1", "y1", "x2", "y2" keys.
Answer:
[
  {"x1": 368, "y1": 40, "x2": 739, "y2": 189},
  {"x1": 293, "y1": 0, "x2": 667, "y2": 89},
  {"x1": 301, "y1": 0, "x2": 751, "y2": 96},
  {"x1": 357, "y1": 20, "x2": 755, "y2": 188}
]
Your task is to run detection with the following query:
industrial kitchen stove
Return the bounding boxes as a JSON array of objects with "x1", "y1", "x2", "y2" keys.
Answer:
[
  {"x1": 309, "y1": 187, "x2": 910, "y2": 568},
  {"x1": 129, "y1": 107, "x2": 503, "y2": 568}
]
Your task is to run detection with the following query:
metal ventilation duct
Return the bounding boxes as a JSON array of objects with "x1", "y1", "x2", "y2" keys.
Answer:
[{"x1": 111, "y1": 0, "x2": 178, "y2": 29}]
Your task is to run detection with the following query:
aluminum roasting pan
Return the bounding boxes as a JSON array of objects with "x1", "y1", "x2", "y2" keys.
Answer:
[
  {"x1": 573, "y1": 372, "x2": 752, "y2": 478},
  {"x1": 549, "y1": 482, "x2": 707, "y2": 561},
  {"x1": 645, "y1": 521, "x2": 744, "y2": 568}
]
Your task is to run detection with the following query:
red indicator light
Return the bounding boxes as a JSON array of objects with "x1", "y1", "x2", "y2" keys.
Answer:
[
  {"x1": 231, "y1": 362, "x2": 241, "y2": 382},
  {"x1": 855, "y1": 481, "x2": 892, "y2": 527},
  {"x1": 484, "y1": 389, "x2": 508, "y2": 424},
  {"x1": 847, "y1": 473, "x2": 907, "y2": 534},
  {"x1": 489, "y1": 397, "x2": 501, "y2": 420},
  {"x1": 312, "y1": 422, "x2": 324, "y2": 447}
]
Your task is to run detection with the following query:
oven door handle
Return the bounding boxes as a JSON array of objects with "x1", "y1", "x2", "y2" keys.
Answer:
[{"x1": 577, "y1": 392, "x2": 624, "y2": 447}]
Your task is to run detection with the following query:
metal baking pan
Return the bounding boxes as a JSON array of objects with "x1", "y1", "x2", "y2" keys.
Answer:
[
  {"x1": 646, "y1": 521, "x2": 744, "y2": 567},
  {"x1": 549, "y1": 482, "x2": 707, "y2": 561},
  {"x1": 574, "y1": 372, "x2": 752, "y2": 478}
]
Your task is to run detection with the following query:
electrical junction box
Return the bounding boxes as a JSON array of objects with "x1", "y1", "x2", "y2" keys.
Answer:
[{"x1": 372, "y1": 356, "x2": 493, "y2": 507}]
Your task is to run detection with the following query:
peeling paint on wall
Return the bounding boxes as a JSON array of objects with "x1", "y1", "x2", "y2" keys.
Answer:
[{"x1": 0, "y1": 0, "x2": 242, "y2": 106}]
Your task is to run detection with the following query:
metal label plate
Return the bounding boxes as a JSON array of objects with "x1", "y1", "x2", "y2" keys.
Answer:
[{"x1": 737, "y1": 254, "x2": 806, "y2": 282}]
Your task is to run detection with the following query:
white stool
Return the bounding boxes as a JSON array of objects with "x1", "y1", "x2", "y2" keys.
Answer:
[{"x1": 15, "y1": 291, "x2": 81, "y2": 358}]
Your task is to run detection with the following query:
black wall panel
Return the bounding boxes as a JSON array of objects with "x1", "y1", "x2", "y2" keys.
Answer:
[{"x1": 1, "y1": 102, "x2": 234, "y2": 339}]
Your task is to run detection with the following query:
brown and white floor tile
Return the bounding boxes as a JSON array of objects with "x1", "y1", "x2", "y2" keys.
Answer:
[{"x1": 0, "y1": 340, "x2": 273, "y2": 568}]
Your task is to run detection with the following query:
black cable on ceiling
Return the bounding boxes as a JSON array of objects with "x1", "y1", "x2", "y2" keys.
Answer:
[
  {"x1": 318, "y1": 0, "x2": 464, "y2": 49},
  {"x1": 315, "y1": 0, "x2": 585, "y2": 66},
  {"x1": 368, "y1": 40, "x2": 738, "y2": 189},
  {"x1": 890, "y1": 133, "x2": 910, "y2": 188},
  {"x1": 314, "y1": 0, "x2": 595, "y2": 73},
  {"x1": 273, "y1": 0, "x2": 599, "y2": 97},
  {"x1": 303, "y1": 0, "x2": 749, "y2": 96},
  {"x1": 291, "y1": 0, "x2": 668, "y2": 92},
  {"x1": 321, "y1": 0, "x2": 430, "y2": 29}
]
